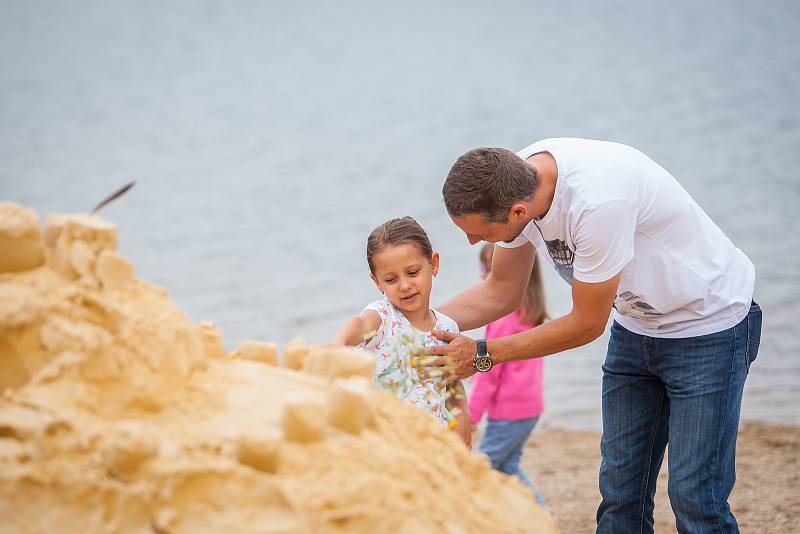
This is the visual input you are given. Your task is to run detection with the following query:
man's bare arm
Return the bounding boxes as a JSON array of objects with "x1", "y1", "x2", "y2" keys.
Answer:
[
  {"x1": 437, "y1": 242, "x2": 535, "y2": 330},
  {"x1": 430, "y1": 272, "x2": 621, "y2": 379},
  {"x1": 490, "y1": 273, "x2": 621, "y2": 363}
]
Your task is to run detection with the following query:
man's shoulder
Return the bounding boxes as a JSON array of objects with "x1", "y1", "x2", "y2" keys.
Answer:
[
  {"x1": 515, "y1": 137, "x2": 596, "y2": 157},
  {"x1": 515, "y1": 138, "x2": 557, "y2": 160},
  {"x1": 515, "y1": 137, "x2": 639, "y2": 161}
]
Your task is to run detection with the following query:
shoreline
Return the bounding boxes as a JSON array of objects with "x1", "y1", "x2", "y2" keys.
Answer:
[{"x1": 516, "y1": 421, "x2": 799, "y2": 532}]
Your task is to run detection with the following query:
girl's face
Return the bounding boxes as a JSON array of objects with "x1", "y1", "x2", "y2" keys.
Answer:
[{"x1": 370, "y1": 243, "x2": 439, "y2": 316}]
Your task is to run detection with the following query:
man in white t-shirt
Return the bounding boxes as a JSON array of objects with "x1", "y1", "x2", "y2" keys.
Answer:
[{"x1": 429, "y1": 138, "x2": 762, "y2": 533}]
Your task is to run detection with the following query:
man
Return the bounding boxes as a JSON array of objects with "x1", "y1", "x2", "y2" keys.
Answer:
[{"x1": 429, "y1": 138, "x2": 761, "y2": 533}]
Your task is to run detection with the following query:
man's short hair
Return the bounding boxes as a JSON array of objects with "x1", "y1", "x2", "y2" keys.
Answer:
[{"x1": 442, "y1": 147, "x2": 538, "y2": 223}]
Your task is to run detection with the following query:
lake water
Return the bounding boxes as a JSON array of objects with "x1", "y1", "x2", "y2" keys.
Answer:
[{"x1": 2, "y1": 0, "x2": 798, "y2": 429}]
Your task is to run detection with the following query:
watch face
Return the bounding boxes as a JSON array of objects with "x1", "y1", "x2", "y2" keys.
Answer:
[{"x1": 474, "y1": 355, "x2": 493, "y2": 373}]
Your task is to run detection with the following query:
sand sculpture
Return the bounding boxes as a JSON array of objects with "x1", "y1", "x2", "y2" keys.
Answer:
[{"x1": 0, "y1": 202, "x2": 558, "y2": 533}]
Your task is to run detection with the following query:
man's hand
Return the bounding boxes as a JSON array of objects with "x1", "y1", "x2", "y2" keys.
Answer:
[{"x1": 428, "y1": 330, "x2": 477, "y2": 381}]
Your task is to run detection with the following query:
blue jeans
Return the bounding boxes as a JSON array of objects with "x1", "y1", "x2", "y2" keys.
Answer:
[
  {"x1": 597, "y1": 302, "x2": 762, "y2": 534},
  {"x1": 478, "y1": 416, "x2": 545, "y2": 505}
]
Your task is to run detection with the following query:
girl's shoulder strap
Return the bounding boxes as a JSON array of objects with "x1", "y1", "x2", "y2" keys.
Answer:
[
  {"x1": 361, "y1": 297, "x2": 399, "y2": 337},
  {"x1": 362, "y1": 297, "x2": 394, "y2": 319},
  {"x1": 431, "y1": 308, "x2": 460, "y2": 334},
  {"x1": 359, "y1": 298, "x2": 396, "y2": 349}
]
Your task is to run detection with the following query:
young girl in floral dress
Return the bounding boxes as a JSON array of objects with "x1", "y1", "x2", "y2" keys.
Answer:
[{"x1": 330, "y1": 216, "x2": 471, "y2": 446}]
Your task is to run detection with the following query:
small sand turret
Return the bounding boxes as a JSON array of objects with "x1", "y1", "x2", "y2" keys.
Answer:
[{"x1": 0, "y1": 203, "x2": 46, "y2": 273}]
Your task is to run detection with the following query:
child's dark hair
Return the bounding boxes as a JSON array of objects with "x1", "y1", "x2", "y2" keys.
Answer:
[{"x1": 367, "y1": 216, "x2": 433, "y2": 273}]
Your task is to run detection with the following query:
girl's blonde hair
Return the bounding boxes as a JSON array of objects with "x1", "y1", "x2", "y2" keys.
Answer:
[{"x1": 481, "y1": 243, "x2": 548, "y2": 326}]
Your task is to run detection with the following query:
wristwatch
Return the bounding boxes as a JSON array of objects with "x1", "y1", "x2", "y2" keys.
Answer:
[{"x1": 473, "y1": 339, "x2": 494, "y2": 373}]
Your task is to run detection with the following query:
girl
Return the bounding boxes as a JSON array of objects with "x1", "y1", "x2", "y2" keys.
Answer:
[
  {"x1": 469, "y1": 243, "x2": 548, "y2": 503},
  {"x1": 330, "y1": 216, "x2": 471, "y2": 446}
]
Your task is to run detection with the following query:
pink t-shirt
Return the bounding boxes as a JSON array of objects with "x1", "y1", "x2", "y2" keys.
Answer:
[{"x1": 468, "y1": 309, "x2": 544, "y2": 423}]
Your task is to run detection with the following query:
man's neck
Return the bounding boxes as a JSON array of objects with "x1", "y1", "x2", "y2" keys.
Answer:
[{"x1": 526, "y1": 152, "x2": 558, "y2": 220}]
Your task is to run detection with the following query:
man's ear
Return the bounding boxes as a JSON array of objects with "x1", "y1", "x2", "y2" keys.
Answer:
[
  {"x1": 509, "y1": 203, "x2": 528, "y2": 221},
  {"x1": 431, "y1": 252, "x2": 440, "y2": 277}
]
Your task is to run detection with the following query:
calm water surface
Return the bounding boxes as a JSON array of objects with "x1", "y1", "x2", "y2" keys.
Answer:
[{"x1": 2, "y1": 0, "x2": 798, "y2": 429}]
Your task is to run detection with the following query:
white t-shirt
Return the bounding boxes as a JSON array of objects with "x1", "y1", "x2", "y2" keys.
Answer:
[
  {"x1": 498, "y1": 138, "x2": 755, "y2": 338},
  {"x1": 358, "y1": 298, "x2": 460, "y2": 423}
]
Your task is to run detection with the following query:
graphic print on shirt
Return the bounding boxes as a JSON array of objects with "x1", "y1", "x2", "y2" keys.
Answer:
[
  {"x1": 613, "y1": 291, "x2": 663, "y2": 319},
  {"x1": 544, "y1": 238, "x2": 575, "y2": 284}
]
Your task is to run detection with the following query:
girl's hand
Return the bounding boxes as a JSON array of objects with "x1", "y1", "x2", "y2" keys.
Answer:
[
  {"x1": 447, "y1": 413, "x2": 472, "y2": 449},
  {"x1": 452, "y1": 411, "x2": 472, "y2": 449}
]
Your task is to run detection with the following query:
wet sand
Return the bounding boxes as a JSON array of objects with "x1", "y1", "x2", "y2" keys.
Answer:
[{"x1": 516, "y1": 422, "x2": 799, "y2": 532}]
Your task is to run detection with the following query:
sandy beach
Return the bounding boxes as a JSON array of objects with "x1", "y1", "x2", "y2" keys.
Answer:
[{"x1": 516, "y1": 422, "x2": 799, "y2": 532}]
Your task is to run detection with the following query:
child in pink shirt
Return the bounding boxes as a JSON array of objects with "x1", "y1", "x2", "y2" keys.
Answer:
[{"x1": 469, "y1": 243, "x2": 547, "y2": 504}]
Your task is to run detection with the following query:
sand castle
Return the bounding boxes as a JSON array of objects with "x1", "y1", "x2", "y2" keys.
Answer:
[{"x1": 0, "y1": 202, "x2": 558, "y2": 533}]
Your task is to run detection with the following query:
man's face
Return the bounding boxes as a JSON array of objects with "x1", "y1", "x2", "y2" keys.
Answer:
[{"x1": 451, "y1": 213, "x2": 528, "y2": 245}]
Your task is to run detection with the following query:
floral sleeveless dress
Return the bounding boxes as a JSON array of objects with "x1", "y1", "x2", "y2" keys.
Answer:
[{"x1": 358, "y1": 297, "x2": 460, "y2": 424}]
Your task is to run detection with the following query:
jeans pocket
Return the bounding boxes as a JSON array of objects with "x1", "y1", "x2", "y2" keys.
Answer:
[{"x1": 746, "y1": 301, "x2": 762, "y2": 372}]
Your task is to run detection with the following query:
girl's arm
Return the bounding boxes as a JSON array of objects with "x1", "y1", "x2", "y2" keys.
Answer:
[
  {"x1": 329, "y1": 310, "x2": 382, "y2": 347},
  {"x1": 447, "y1": 381, "x2": 472, "y2": 448}
]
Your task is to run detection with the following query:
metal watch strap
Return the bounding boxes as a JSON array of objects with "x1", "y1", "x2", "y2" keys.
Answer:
[{"x1": 476, "y1": 338, "x2": 488, "y2": 356}]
